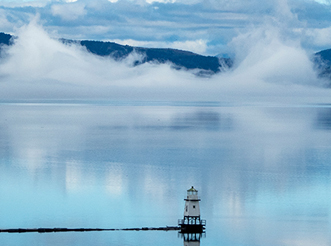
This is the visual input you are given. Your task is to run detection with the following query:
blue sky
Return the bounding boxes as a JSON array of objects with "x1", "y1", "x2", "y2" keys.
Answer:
[{"x1": 0, "y1": 0, "x2": 331, "y2": 55}]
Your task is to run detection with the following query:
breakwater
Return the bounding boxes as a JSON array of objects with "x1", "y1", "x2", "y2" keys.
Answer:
[{"x1": 0, "y1": 226, "x2": 180, "y2": 233}]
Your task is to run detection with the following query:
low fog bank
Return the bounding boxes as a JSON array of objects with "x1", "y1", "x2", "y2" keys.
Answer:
[{"x1": 0, "y1": 21, "x2": 330, "y2": 104}]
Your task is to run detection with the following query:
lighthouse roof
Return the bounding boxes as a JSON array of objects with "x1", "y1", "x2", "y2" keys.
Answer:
[{"x1": 187, "y1": 186, "x2": 198, "y2": 192}]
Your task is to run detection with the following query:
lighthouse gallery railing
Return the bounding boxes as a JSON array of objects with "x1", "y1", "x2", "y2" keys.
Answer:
[{"x1": 178, "y1": 219, "x2": 206, "y2": 226}]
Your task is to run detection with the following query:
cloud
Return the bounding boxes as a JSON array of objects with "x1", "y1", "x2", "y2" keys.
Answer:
[
  {"x1": 109, "y1": 39, "x2": 208, "y2": 55},
  {"x1": 229, "y1": 26, "x2": 319, "y2": 87},
  {"x1": 0, "y1": 9, "x2": 18, "y2": 32},
  {"x1": 146, "y1": 0, "x2": 175, "y2": 3},
  {"x1": 0, "y1": 19, "x2": 330, "y2": 105},
  {"x1": 51, "y1": 2, "x2": 87, "y2": 21},
  {"x1": 304, "y1": 27, "x2": 331, "y2": 47},
  {"x1": 0, "y1": 21, "x2": 198, "y2": 100},
  {"x1": 1, "y1": 0, "x2": 331, "y2": 56},
  {"x1": 314, "y1": 0, "x2": 331, "y2": 4},
  {"x1": 0, "y1": 0, "x2": 48, "y2": 7}
]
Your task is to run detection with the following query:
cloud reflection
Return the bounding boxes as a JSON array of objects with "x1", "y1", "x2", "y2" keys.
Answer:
[
  {"x1": 0, "y1": 103, "x2": 331, "y2": 245},
  {"x1": 65, "y1": 161, "x2": 83, "y2": 192},
  {"x1": 105, "y1": 162, "x2": 125, "y2": 195}
]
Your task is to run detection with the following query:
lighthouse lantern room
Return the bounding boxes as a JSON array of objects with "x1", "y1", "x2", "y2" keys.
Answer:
[{"x1": 178, "y1": 186, "x2": 206, "y2": 233}]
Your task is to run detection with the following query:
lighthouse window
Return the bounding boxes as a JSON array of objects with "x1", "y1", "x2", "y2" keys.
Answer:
[
  {"x1": 193, "y1": 205, "x2": 196, "y2": 209},
  {"x1": 186, "y1": 206, "x2": 188, "y2": 212}
]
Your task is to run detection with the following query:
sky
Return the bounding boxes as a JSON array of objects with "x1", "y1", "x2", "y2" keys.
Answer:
[
  {"x1": 0, "y1": 0, "x2": 331, "y2": 102},
  {"x1": 0, "y1": 0, "x2": 331, "y2": 55}
]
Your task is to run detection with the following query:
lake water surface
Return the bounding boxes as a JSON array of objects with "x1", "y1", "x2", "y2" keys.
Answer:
[{"x1": 0, "y1": 101, "x2": 331, "y2": 246}]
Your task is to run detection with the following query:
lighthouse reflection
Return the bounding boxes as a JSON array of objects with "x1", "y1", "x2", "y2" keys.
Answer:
[{"x1": 179, "y1": 232, "x2": 205, "y2": 246}]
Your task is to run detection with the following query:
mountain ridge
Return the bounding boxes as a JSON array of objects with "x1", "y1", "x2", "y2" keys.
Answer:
[
  {"x1": 313, "y1": 49, "x2": 331, "y2": 80},
  {"x1": 0, "y1": 32, "x2": 232, "y2": 75},
  {"x1": 2, "y1": 32, "x2": 331, "y2": 80}
]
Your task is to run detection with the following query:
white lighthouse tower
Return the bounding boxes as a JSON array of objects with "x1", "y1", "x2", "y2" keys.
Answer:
[{"x1": 178, "y1": 186, "x2": 206, "y2": 232}]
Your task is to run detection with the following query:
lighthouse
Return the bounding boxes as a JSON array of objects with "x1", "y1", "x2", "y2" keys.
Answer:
[{"x1": 178, "y1": 186, "x2": 206, "y2": 233}]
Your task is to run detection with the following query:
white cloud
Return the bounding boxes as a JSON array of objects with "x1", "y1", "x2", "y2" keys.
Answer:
[
  {"x1": 146, "y1": 0, "x2": 175, "y2": 3},
  {"x1": 0, "y1": 0, "x2": 48, "y2": 7},
  {"x1": 314, "y1": 0, "x2": 331, "y2": 4},
  {"x1": 109, "y1": 39, "x2": 208, "y2": 55},
  {"x1": 0, "y1": 0, "x2": 329, "y2": 56},
  {"x1": 172, "y1": 40, "x2": 207, "y2": 54},
  {"x1": 304, "y1": 27, "x2": 331, "y2": 47},
  {"x1": 174, "y1": 0, "x2": 201, "y2": 4},
  {"x1": 228, "y1": 23, "x2": 321, "y2": 87},
  {"x1": 0, "y1": 21, "x2": 330, "y2": 105},
  {"x1": 0, "y1": 9, "x2": 17, "y2": 31},
  {"x1": 51, "y1": 2, "x2": 86, "y2": 21}
]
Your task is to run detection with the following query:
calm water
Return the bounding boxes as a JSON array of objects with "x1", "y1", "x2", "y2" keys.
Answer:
[{"x1": 0, "y1": 101, "x2": 331, "y2": 246}]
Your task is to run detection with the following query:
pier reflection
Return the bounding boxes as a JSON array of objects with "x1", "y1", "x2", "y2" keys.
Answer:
[{"x1": 179, "y1": 233, "x2": 205, "y2": 246}]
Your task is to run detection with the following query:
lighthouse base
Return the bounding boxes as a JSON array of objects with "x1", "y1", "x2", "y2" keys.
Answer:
[
  {"x1": 179, "y1": 224, "x2": 205, "y2": 233},
  {"x1": 178, "y1": 218, "x2": 206, "y2": 233}
]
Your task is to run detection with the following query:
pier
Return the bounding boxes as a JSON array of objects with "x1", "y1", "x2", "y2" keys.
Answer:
[{"x1": 0, "y1": 226, "x2": 181, "y2": 233}]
